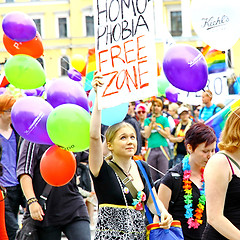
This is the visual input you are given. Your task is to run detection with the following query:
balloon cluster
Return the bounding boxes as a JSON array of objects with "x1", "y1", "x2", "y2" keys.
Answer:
[{"x1": 1, "y1": 12, "x2": 92, "y2": 187}]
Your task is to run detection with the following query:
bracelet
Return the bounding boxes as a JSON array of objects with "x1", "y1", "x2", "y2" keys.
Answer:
[{"x1": 27, "y1": 197, "x2": 38, "y2": 205}]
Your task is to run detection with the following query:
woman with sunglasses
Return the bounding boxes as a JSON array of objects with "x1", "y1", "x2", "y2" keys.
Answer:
[{"x1": 135, "y1": 103, "x2": 148, "y2": 158}]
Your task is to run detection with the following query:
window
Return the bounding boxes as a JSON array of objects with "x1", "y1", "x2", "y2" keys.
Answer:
[
  {"x1": 33, "y1": 19, "x2": 42, "y2": 36},
  {"x1": 170, "y1": 11, "x2": 182, "y2": 36},
  {"x1": 58, "y1": 18, "x2": 68, "y2": 38},
  {"x1": 37, "y1": 58, "x2": 44, "y2": 69},
  {"x1": 60, "y1": 56, "x2": 69, "y2": 76},
  {"x1": 86, "y1": 16, "x2": 94, "y2": 37},
  {"x1": 5, "y1": 0, "x2": 14, "y2": 2}
]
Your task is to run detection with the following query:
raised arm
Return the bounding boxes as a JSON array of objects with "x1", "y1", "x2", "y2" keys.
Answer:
[
  {"x1": 89, "y1": 73, "x2": 104, "y2": 177},
  {"x1": 204, "y1": 154, "x2": 240, "y2": 240}
]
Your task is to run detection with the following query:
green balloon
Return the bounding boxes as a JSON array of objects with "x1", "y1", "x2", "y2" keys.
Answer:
[
  {"x1": 4, "y1": 54, "x2": 46, "y2": 89},
  {"x1": 157, "y1": 75, "x2": 170, "y2": 97},
  {"x1": 47, "y1": 104, "x2": 90, "y2": 152}
]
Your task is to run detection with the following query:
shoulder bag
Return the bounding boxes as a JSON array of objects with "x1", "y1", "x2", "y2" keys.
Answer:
[{"x1": 136, "y1": 160, "x2": 184, "y2": 240}]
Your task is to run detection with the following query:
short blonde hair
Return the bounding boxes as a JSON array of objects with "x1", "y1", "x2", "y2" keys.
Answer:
[
  {"x1": 203, "y1": 90, "x2": 213, "y2": 100},
  {"x1": 169, "y1": 103, "x2": 179, "y2": 112},
  {"x1": 218, "y1": 107, "x2": 240, "y2": 152}
]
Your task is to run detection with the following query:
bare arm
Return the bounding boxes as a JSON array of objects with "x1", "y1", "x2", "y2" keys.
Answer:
[
  {"x1": 168, "y1": 134, "x2": 184, "y2": 143},
  {"x1": 205, "y1": 154, "x2": 240, "y2": 239},
  {"x1": 153, "y1": 183, "x2": 172, "y2": 222},
  {"x1": 158, "y1": 126, "x2": 170, "y2": 138},
  {"x1": 89, "y1": 74, "x2": 104, "y2": 177},
  {"x1": 144, "y1": 116, "x2": 155, "y2": 139},
  {"x1": 147, "y1": 187, "x2": 173, "y2": 228},
  {"x1": 20, "y1": 174, "x2": 44, "y2": 221}
]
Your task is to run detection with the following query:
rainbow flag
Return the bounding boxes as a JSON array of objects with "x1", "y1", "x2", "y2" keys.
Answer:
[
  {"x1": 83, "y1": 48, "x2": 96, "y2": 92},
  {"x1": 204, "y1": 49, "x2": 226, "y2": 74},
  {"x1": 205, "y1": 98, "x2": 240, "y2": 151}
]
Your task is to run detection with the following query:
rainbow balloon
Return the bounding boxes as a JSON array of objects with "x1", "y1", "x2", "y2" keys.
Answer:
[{"x1": 205, "y1": 98, "x2": 240, "y2": 150}]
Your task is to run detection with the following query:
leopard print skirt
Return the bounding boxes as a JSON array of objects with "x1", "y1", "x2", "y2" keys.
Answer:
[{"x1": 94, "y1": 204, "x2": 146, "y2": 240}]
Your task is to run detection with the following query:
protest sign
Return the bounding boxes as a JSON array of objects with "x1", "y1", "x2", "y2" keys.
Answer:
[
  {"x1": 94, "y1": 0, "x2": 158, "y2": 109},
  {"x1": 177, "y1": 72, "x2": 229, "y2": 105}
]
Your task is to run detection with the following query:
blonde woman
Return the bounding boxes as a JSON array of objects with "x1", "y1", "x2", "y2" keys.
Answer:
[
  {"x1": 202, "y1": 108, "x2": 240, "y2": 240},
  {"x1": 89, "y1": 73, "x2": 172, "y2": 239}
]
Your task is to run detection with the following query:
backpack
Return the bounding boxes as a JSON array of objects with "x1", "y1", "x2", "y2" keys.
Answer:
[{"x1": 199, "y1": 105, "x2": 218, "y2": 117}]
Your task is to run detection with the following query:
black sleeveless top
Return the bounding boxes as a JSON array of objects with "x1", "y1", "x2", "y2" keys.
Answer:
[{"x1": 202, "y1": 154, "x2": 240, "y2": 239}]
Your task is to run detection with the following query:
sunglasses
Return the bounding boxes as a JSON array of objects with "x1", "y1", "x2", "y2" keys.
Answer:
[{"x1": 138, "y1": 111, "x2": 146, "y2": 114}]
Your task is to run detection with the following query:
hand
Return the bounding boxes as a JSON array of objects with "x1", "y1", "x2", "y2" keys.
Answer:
[
  {"x1": 177, "y1": 137, "x2": 184, "y2": 143},
  {"x1": 92, "y1": 71, "x2": 103, "y2": 93},
  {"x1": 159, "y1": 210, "x2": 173, "y2": 229},
  {"x1": 29, "y1": 202, "x2": 45, "y2": 221}
]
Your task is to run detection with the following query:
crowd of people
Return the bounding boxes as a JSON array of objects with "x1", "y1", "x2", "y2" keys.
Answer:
[{"x1": 1, "y1": 72, "x2": 240, "y2": 240}]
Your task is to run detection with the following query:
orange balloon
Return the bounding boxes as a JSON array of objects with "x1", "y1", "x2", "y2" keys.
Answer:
[
  {"x1": 40, "y1": 145, "x2": 76, "y2": 187},
  {"x1": 3, "y1": 32, "x2": 44, "y2": 58}
]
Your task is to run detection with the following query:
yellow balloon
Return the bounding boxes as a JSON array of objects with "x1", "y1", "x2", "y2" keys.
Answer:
[{"x1": 71, "y1": 54, "x2": 86, "y2": 73}]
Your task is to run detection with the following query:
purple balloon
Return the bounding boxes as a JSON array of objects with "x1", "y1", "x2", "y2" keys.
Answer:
[
  {"x1": 67, "y1": 68, "x2": 82, "y2": 81},
  {"x1": 0, "y1": 88, "x2": 7, "y2": 95},
  {"x1": 2, "y1": 12, "x2": 36, "y2": 42},
  {"x1": 163, "y1": 44, "x2": 208, "y2": 92},
  {"x1": 11, "y1": 96, "x2": 53, "y2": 145},
  {"x1": 35, "y1": 86, "x2": 45, "y2": 96},
  {"x1": 24, "y1": 89, "x2": 37, "y2": 96},
  {"x1": 165, "y1": 86, "x2": 178, "y2": 103},
  {"x1": 46, "y1": 79, "x2": 89, "y2": 112}
]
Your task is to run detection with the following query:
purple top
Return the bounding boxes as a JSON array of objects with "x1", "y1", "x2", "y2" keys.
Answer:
[{"x1": 0, "y1": 131, "x2": 19, "y2": 187}]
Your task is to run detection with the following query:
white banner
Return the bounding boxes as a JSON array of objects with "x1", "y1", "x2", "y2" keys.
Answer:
[
  {"x1": 94, "y1": 0, "x2": 158, "y2": 109},
  {"x1": 177, "y1": 72, "x2": 229, "y2": 105}
]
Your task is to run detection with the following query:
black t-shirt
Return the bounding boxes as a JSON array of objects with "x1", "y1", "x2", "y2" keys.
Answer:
[
  {"x1": 91, "y1": 160, "x2": 154, "y2": 206},
  {"x1": 161, "y1": 163, "x2": 206, "y2": 240},
  {"x1": 172, "y1": 124, "x2": 188, "y2": 155},
  {"x1": 17, "y1": 140, "x2": 89, "y2": 227}
]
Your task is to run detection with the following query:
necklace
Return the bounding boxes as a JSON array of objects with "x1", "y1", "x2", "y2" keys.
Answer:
[
  {"x1": 182, "y1": 155, "x2": 206, "y2": 229},
  {"x1": 113, "y1": 161, "x2": 134, "y2": 181},
  {"x1": 123, "y1": 162, "x2": 134, "y2": 181}
]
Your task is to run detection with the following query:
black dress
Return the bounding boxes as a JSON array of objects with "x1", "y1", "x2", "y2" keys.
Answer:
[
  {"x1": 161, "y1": 163, "x2": 206, "y2": 240},
  {"x1": 202, "y1": 159, "x2": 240, "y2": 239}
]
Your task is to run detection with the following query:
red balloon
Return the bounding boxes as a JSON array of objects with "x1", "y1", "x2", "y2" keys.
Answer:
[
  {"x1": 0, "y1": 75, "x2": 9, "y2": 88},
  {"x1": 40, "y1": 145, "x2": 76, "y2": 187},
  {"x1": 3, "y1": 32, "x2": 44, "y2": 58}
]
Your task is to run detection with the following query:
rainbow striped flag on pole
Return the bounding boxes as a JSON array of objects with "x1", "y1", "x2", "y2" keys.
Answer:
[
  {"x1": 205, "y1": 98, "x2": 240, "y2": 150},
  {"x1": 204, "y1": 49, "x2": 227, "y2": 74}
]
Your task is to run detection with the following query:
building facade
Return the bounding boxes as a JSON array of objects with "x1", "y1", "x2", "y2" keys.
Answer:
[{"x1": 0, "y1": 0, "x2": 239, "y2": 81}]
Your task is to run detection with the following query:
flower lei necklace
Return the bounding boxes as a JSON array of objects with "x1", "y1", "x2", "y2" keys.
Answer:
[{"x1": 182, "y1": 155, "x2": 206, "y2": 229}]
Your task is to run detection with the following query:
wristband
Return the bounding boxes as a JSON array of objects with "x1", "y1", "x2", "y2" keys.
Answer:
[{"x1": 27, "y1": 197, "x2": 38, "y2": 205}]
